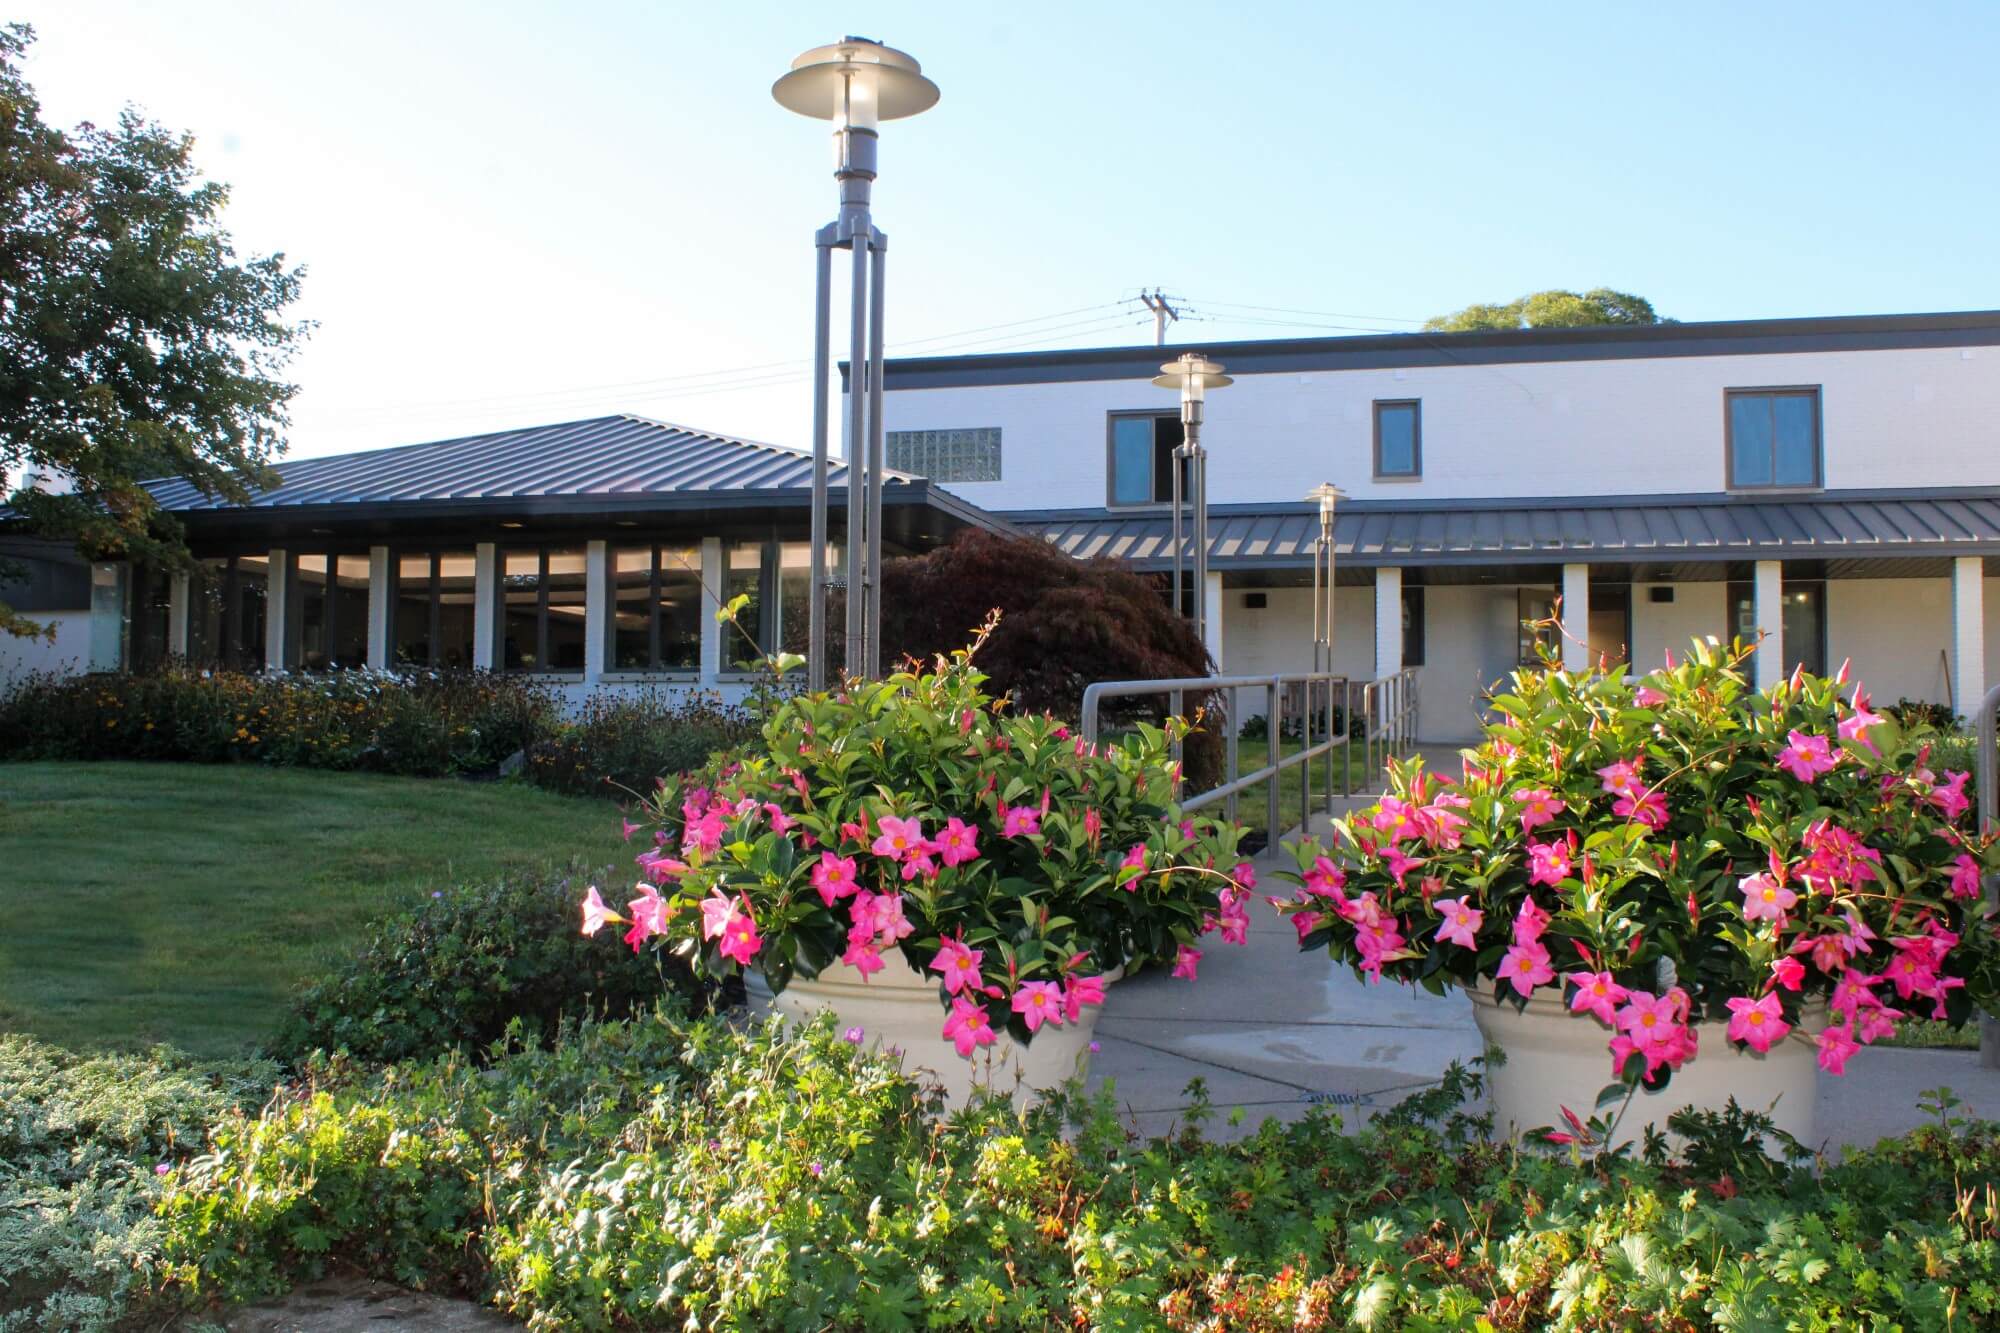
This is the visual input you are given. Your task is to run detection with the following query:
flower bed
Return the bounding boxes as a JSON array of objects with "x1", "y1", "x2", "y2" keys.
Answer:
[
  {"x1": 584, "y1": 631, "x2": 1252, "y2": 1063},
  {"x1": 1268, "y1": 640, "x2": 1998, "y2": 1110},
  {"x1": 522, "y1": 689, "x2": 756, "y2": 797}
]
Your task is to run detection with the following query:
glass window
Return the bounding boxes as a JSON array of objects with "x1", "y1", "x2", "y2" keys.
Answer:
[
  {"x1": 186, "y1": 555, "x2": 268, "y2": 672},
  {"x1": 886, "y1": 427, "x2": 1002, "y2": 482},
  {"x1": 499, "y1": 546, "x2": 586, "y2": 674},
  {"x1": 1727, "y1": 388, "x2": 1820, "y2": 488},
  {"x1": 1517, "y1": 587, "x2": 1558, "y2": 664},
  {"x1": 613, "y1": 545, "x2": 702, "y2": 672},
  {"x1": 391, "y1": 550, "x2": 477, "y2": 669},
  {"x1": 500, "y1": 549, "x2": 541, "y2": 671},
  {"x1": 544, "y1": 549, "x2": 588, "y2": 672},
  {"x1": 1375, "y1": 401, "x2": 1421, "y2": 478},
  {"x1": 722, "y1": 541, "x2": 770, "y2": 668},
  {"x1": 128, "y1": 564, "x2": 173, "y2": 670},
  {"x1": 1725, "y1": 579, "x2": 1826, "y2": 677},
  {"x1": 394, "y1": 554, "x2": 433, "y2": 667},
  {"x1": 435, "y1": 552, "x2": 477, "y2": 668},
  {"x1": 295, "y1": 553, "x2": 370, "y2": 670},
  {"x1": 1401, "y1": 586, "x2": 1425, "y2": 667},
  {"x1": 1107, "y1": 413, "x2": 1185, "y2": 506},
  {"x1": 234, "y1": 555, "x2": 268, "y2": 673},
  {"x1": 332, "y1": 556, "x2": 369, "y2": 666}
]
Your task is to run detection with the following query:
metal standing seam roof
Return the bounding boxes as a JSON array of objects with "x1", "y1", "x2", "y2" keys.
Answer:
[
  {"x1": 139, "y1": 415, "x2": 925, "y2": 512},
  {"x1": 1018, "y1": 490, "x2": 2000, "y2": 569}
]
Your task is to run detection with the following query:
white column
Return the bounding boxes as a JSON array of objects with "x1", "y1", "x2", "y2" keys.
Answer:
[
  {"x1": 1951, "y1": 555, "x2": 1986, "y2": 718},
  {"x1": 1202, "y1": 571, "x2": 1224, "y2": 671},
  {"x1": 1560, "y1": 563, "x2": 1591, "y2": 672},
  {"x1": 264, "y1": 549, "x2": 288, "y2": 671},
  {"x1": 88, "y1": 563, "x2": 126, "y2": 671},
  {"x1": 365, "y1": 546, "x2": 392, "y2": 670},
  {"x1": 699, "y1": 536, "x2": 724, "y2": 685},
  {"x1": 1373, "y1": 566, "x2": 1404, "y2": 681},
  {"x1": 472, "y1": 543, "x2": 498, "y2": 671},
  {"x1": 1753, "y1": 559, "x2": 1785, "y2": 691},
  {"x1": 168, "y1": 571, "x2": 189, "y2": 657},
  {"x1": 584, "y1": 539, "x2": 609, "y2": 683}
]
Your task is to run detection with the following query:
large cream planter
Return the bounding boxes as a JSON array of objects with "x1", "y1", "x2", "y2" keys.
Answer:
[
  {"x1": 746, "y1": 951, "x2": 1103, "y2": 1109},
  {"x1": 1468, "y1": 989, "x2": 1820, "y2": 1149}
]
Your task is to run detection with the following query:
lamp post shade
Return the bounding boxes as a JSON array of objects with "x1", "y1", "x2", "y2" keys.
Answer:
[
  {"x1": 1307, "y1": 482, "x2": 1347, "y2": 525},
  {"x1": 1151, "y1": 354, "x2": 1233, "y2": 401},
  {"x1": 772, "y1": 38, "x2": 940, "y2": 128}
]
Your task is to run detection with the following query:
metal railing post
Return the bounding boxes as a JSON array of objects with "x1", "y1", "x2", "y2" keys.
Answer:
[
  {"x1": 1266, "y1": 680, "x2": 1281, "y2": 840},
  {"x1": 1225, "y1": 684, "x2": 1240, "y2": 822}
]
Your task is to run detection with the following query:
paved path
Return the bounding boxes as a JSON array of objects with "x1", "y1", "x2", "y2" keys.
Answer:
[{"x1": 1087, "y1": 753, "x2": 2000, "y2": 1149}]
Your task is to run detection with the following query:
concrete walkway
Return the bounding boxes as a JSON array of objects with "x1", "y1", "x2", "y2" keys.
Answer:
[{"x1": 1086, "y1": 754, "x2": 2000, "y2": 1149}]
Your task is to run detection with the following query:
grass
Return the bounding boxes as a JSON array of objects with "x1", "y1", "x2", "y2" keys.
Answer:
[
  {"x1": 0, "y1": 761, "x2": 628, "y2": 1057},
  {"x1": 1196, "y1": 733, "x2": 1390, "y2": 844},
  {"x1": 1881, "y1": 1017, "x2": 1982, "y2": 1051}
]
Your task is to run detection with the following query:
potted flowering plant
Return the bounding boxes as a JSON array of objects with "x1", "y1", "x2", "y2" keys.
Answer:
[
  {"x1": 1269, "y1": 636, "x2": 1998, "y2": 1145},
  {"x1": 582, "y1": 621, "x2": 1252, "y2": 1105}
]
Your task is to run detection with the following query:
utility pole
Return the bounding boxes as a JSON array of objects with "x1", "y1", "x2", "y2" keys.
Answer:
[{"x1": 1140, "y1": 289, "x2": 1180, "y2": 346}]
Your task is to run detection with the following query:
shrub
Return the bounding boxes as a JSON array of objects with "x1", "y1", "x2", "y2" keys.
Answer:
[
  {"x1": 0, "y1": 1036, "x2": 273, "y2": 1332},
  {"x1": 0, "y1": 665, "x2": 557, "y2": 775},
  {"x1": 1270, "y1": 639, "x2": 1999, "y2": 1088},
  {"x1": 789, "y1": 530, "x2": 1226, "y2": 788},
  {"x1": 149, "y1": 1009, "x2": 2000, "y2": 1329},
  {"x1": 1886, "y1": 696, "x2": 1962, "y2": 731},
  {"x1": 590, "y1": 625, "x2": 1249, "y2": 1056},
  {"x1": 271, "y1": 867, "x2": 702, "y2": 1068},
  {"x1": 523, "y1": 689, "x2": 755, "y2": 798}
]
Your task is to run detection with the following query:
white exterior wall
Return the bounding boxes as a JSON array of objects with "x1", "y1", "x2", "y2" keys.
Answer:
[
  {"x1": 884, "y1": 345, "x2": 1998, "y2": 510},
  {"x1": 1630, "y1": 582, "x2": 1727, "y2": 675},
  {"x1": 1989, "y1": 579, "x2": 2000, "y2": 711},
  {"x1": 1222, "y1": 585, "x2": 1375, "y2": 692},
  {"x1": 0, "y1": 609, "x2": 94, "y2": 684},
  {"x1": 1827, "y1": 576, "x2": 1954, "y2": 706}
]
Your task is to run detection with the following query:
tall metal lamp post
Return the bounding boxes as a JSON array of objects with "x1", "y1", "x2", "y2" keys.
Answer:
[
  {"x1": 1306, "y1": 482, "x2": 1345, "y2": 673},
  {"x1": 773, "y1": 38, "x2": 939, "y2": 690},
  {"x1": 1153, "y1": 354, "x2": 1231, "y2": 657}
]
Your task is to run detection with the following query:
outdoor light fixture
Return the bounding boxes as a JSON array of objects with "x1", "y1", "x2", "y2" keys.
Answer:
[
  {"x1": 774, "y1": 37, "x2": 939, "y2": 690},
  {"x1": 1152, "y1": 353, "x2": 1231, "y2": 656},
  {"x1": 1305, "y1": 482, "x2": 1346, "y2": 674}
]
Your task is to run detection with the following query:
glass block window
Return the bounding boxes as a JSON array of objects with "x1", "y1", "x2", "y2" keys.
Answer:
[{"x1": 886, "y1": 427, "x2": 1002, "y2": 482}]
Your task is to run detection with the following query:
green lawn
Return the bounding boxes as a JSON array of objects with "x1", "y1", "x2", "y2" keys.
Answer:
[
  {"x1": 0, "y1": 762, "x2": 627, "y2": 1057},
  {"x1": 1201, "y1": 734, "x2": 1386, "y2": 843}
]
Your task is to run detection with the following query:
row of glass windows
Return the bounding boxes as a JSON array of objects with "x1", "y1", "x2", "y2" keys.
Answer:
[
  {"x1": 1100, "y1": 387, "x2": 1825, "y2": 503},
  {"x1": 127, "y1": 541, "x2": 807, "y2": 676}
]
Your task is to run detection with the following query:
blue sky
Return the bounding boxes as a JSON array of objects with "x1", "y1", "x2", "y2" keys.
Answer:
[{"x1": 16, "y1": 2, "x2": 2000, "y2": 460}]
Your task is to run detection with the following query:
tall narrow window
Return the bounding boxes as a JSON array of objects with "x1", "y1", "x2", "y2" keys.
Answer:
[
  {"x1": 1727, "y1": 388, "x2": 1821, "y2": 488},
  {"x1": 128, "y1": 564, "x2": 173, "y2": 670},
  {"x1": 1401, "y1": 586, "x2": 1425, "y2": 667},
  {"x1": 1517, "y1": 586, "x2": 1558, "y2": 664},
  {"x1": 721, "y1": 541, "x2": 772, "y2": 668},
  {"x1": 187, "y1": 555, "x2": 268, "y2": 672},
  {"x1": 391, "y1": 550, "x2": 478, "y2": 669},
  {"x1": 1107, "y1": 411, "x2": 1186, "y2": 506},
  {"x1": 1374, "y1": 400, "x2": 1421, "y2": 479},
  {"x1": 612, "y1": 545, "x2": 702, "y2": 672},
  {"x1": 498, "y1": 546, "x2": 587, "y2": 673},
  {"x1": 394, "y1": 554, "x2": 433, "y2": 667},
  {"x1": 1725, "y1": 579, "x2": 1826, "y2": 677}
]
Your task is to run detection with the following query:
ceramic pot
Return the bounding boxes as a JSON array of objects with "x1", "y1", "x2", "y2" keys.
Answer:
[
  {"x1": 746, "y1": 950, "x2": 1103, "y2": 1109},
  {"x1": 1468, "y1": 988, "x2": 1819, "y2": 1148}
]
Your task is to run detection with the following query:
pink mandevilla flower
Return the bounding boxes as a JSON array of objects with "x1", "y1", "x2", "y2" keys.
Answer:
[
  {"x1": 1302, "y1": 855, "x2": 1347, "y2": 899},
  {"x1": 935, "y1": 817, "x2": 981, "y2": 867},
  {"x1": 1775, "y1": 730, "x2": 1838, "y2": 783},
  {"x1": 1816, "y1": 1022, "x2": 1861, "y2": 1075},
  {"x1": 928, "y1": 937, "x2": 985, "y2": 995},
  {"x1": 698, "y1": 890, "x2": 735, "y2": 940},
  {"x1": 871, "y1": 814, "x2": 928, "y2": 861},
  {"x1": 1612, "y1": 789, "x2": 1668, "y2": 830},
  {"x1": 1567, "y1": 970, "x2": 1629, "y2": 1024},
  {"x1": 1063, "y1": 973, "x2": 1107, "y2": 1023},
  {"x1": 580, "y1": 886, "x2": 613, "y2": 937},
  {"x1": 1838, "y1": 688, "x2": 1887, "y2": 755},
  {"x1": 1171, "y1": 944, "x2": 1203, "y2": 980},
  {"x1": 942, "y1": 996, "x2": 997, "y2": 1057},
  {"x1": 1950, "y1": 852, "x2": 1984, "y2": 900},
  {"x1": 1596, "y1": 758, "x2": 1641, "y2": 796},
  {"x1": 1432, "y1": 897, "x2": 1482, "y2": 950},
  {"x1": 716, "y1": 904, "x2": 763, "y2": 966},
  {"x1": 1011, "y1": 980, "x2": 1066, "y2": 1032},
  {"x1": 810, "y1": 852, "x2": 859, "y2": 906},
  {"x1": 1724, "y1": 993, "x2": 1790, "y2": 1052},
  {"x1": 1738, "y1": 865, "x2": 1798, "y2": 924},
  {"x1": 1771, "y1": 956, "x2": 1806, "y2": 992},
  {"x1": 1513, "y1": 788, "x2": 1566, "y2": 832},
  {"x1": 1932, "y1": 771, "x2": 1972, "y2": 821},
  {"x1": 1526, "y1": 840, "x2": 1571, "y2": 887},
  {"x1": 1000, "y1": 804, "x2": 1041, "y2": 838},
  {"x1": 1496, "y1": 941, "x2": 1555, "y2": 997}
]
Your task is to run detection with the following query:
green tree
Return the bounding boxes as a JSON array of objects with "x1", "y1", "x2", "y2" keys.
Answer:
[
  {"x1": 1424, "y1": 287, "x2": 1664, "y2": 332},
  {"x1": 0, "y1": 24, "x2": 307, "y2": 638}
]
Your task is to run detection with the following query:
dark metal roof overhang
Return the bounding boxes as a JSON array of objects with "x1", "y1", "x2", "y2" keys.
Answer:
[{"x1": 1020, "y1": 488, "x2": 2000, "y2": 579}]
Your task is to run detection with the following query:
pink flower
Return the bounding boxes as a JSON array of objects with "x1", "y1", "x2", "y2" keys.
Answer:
[
  {"x1": 1776, "y1": 730, "x2": 1838, "y2": 783},
  {"x1": 1526, "y1": 840, "x2": 1571, "y2": 887},
  {"x1": 682, "y1": 810, "x2": 727, "y2": 856},
  {"x1": 580, "y1": 886, "x2": 613, "y2": 937},
  {"x1": 1513, "y1": 788, "x2": 1566, "y2": 832},
  {"x1": 929, "y1": 937, "x2": 985, "y2": 995},
  {"x1": 620, "y1": 818, "x2": 639, "y2": 842},
  {"x1": 1830, "y1": 968, "x2": 1882, "y2": 1018},
  {"x1": 1617, "y1": 989, "x2": 1684, "y2": 1048},
  {"x1": 871, "y1": 815, "x2": 928, "y2": 861},
  {"x1": 1082, "y1": 806, "x2": 1102, "y2": 847},
  {"x1": 1302, "y1": 855, "x2": 1347, "y2": 899},
  {"x1": 1634, "y1": 684, "x2": 1668, "y2": 707},
  {"x1": 1118, "y1": 844, "x2": 1149, "y2": 888},
  {"x1": 1725, "y1": 993, "x2": 1791, "y2": 1053},
  {"x1": 853, "y1": 890, "x2": 914, "y2": 944},
  {"x1": 1816, "y1": 1022, "x2": 1861, "y2": 1075},
  {"x1": 699, "y1": 890, "x2": 736, "y2": 941},
  {"x1": 1932, "y1": 771, "x2": 1972, "y2": 821},
  {"x1": 1597, "y1": 758, "x2": 1641, "y2": 796},
  {"x1": 811, "y1": 853, "x2": 860, "y2": 906},
  {"x1": 1950, "y1": 852, "x2": 1984, "y2": 900},
  {"x1": 1612, "y1": 789, "x2": 1668, "y2": 830},
  {"x1": 1856, "y1": 1005, "x2": 1900, "y2": 1045},
  {"x1": 1063, "y1": 973, "x2": 1107, "y2": 1022},
  {"x1": 637, "y1": 852, "x2": 688, "y2": 886},
  {"x1": 1012, "y1": 980, "x2": 1066, "y2": 1032},
  {"x1": 899, "y1": 850, "x2": 938, "y2": 881},
  {"x1": 716, "y1": 907, "x2": 763, "y2": 966},
  {"x1": 1372, "y1": 796, "x2": 1420, "y2": 842},
  {"x1": 841, "y1": 938, "x2": 885, "y2": 976},
  {"x1": 1290, "y1": 909, "x2": 1324, "y2": 943},
  {"x1": 1000, "y1": 804, "x2": 1041, "y2": 838},
  {"x1": 1771, "y1": 956, "x2": 1806, "y2": 992},
  {"x1": 1433, "y1": 897, "x2": 1482, "y2": 950},
  {"x1": 1232, "y1": 862, "x2": 1258, "y2": 892},
  {"x1": 762, "y1": 803, "x2": 794, "y2": 835},
  {"x1": 1739, "y1": 869, "x2": 1797, "y2": 924},
  {"x1": 1496, "y1": 941, "x2": 1555, "y2": 997},
  {"x1": 1171, "y1": 945, "x2": 1203, "y2": 980},
  {"x1": 942, "y1": 996, "x2": 998, "y2": 1058},
  {"x1": 935, "y1": 817, "x2": 981, "y2": 867},
  {"x1": 1838, "y1": 690, "x2": 1887, "y2": 755},
  {"x1": 1512, "y1": 897, "x2": 1550, "y2": 946},
  {"x1": 625, "y1": 886, "x2": 668, "y2": 951},
  {"x1": 1567, "y1": 970, "x2": 1629, "y2": 1024},
  {"x1": 1381, "y1": 843, "x2": 1424, "y2": 886}
]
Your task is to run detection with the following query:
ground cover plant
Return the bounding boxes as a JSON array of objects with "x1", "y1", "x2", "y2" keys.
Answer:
[
  {"x1": 0, "y1": 761, "x2": 630, "y2": 1055},
  {"x1": 115, "y1": 1008, "x2": 2000, "y2": 1330},
  {"x1": 587, "y1": 622, "x2": 1251, "y2": 1057},
  {"x1": 1271, "y1": 639, "x2": 2000, "y2": 1086}
]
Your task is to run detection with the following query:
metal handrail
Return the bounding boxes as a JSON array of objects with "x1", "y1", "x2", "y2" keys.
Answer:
[{"x1": 1081, "y1": 668, "x2": 1417, "y2": 839}]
